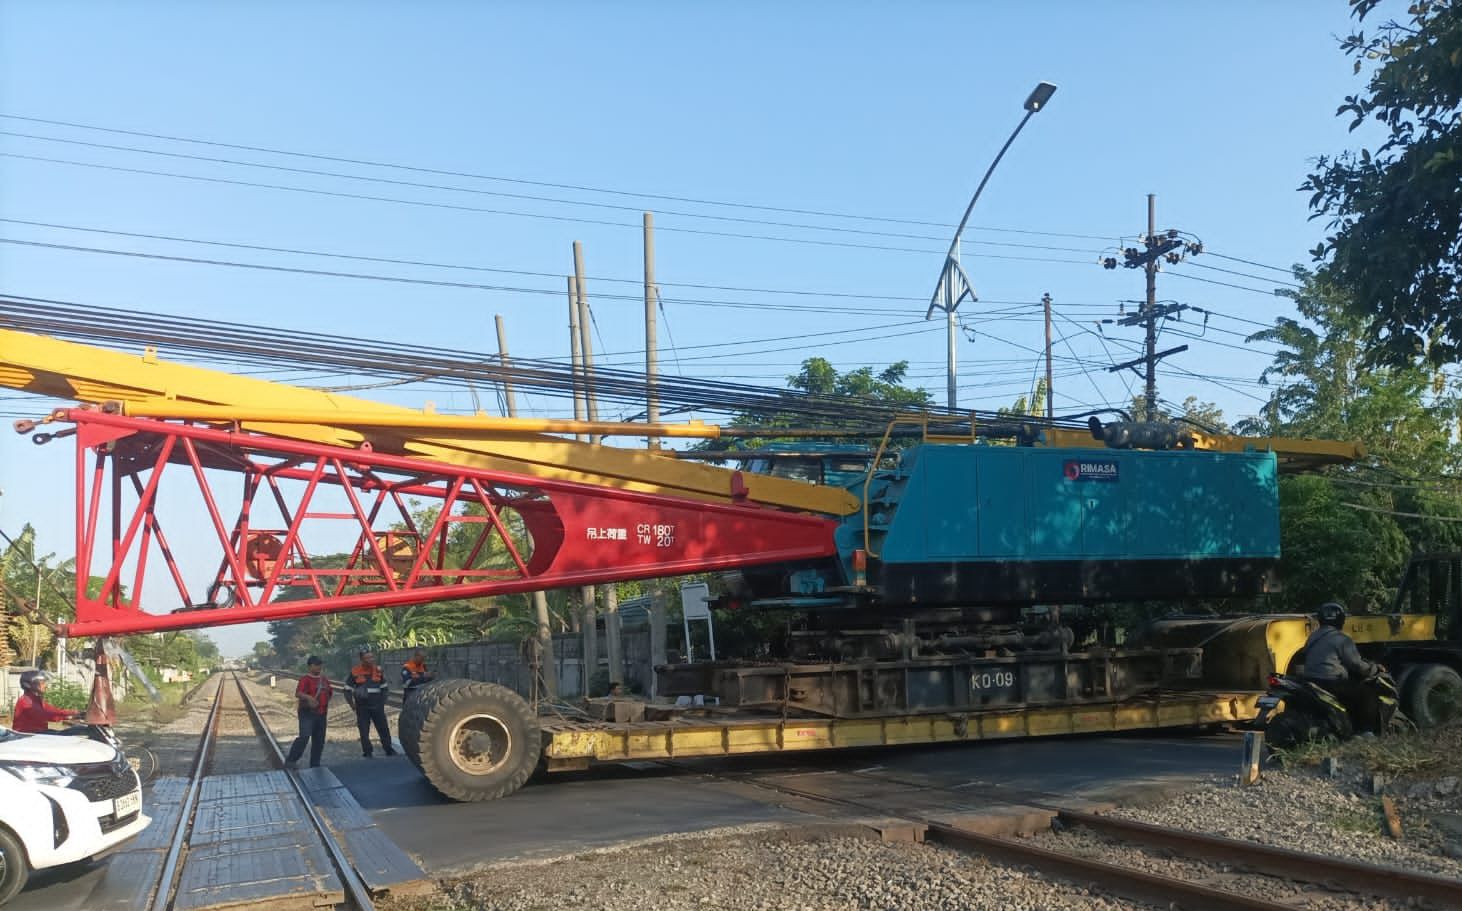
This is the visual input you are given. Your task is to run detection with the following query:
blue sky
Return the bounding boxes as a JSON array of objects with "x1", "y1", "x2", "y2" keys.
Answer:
[{"x1": 0, "y1": 2, "x2": 1373, "y2": 655}]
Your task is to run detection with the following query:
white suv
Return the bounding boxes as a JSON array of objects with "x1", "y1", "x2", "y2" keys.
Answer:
[{"x1": 0, "y1": 726, "x2": 149, "y2": 904}]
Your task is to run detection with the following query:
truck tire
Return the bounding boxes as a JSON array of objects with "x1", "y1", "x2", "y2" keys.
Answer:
[
  {"x1": 398, "y1": 679, "x2": 472, "y2": 772},
  {"x1": 403, "y1": 680, "x2": 541, "y2": 801},
  {"x1": 0, "y1": 824, "x2": 30, "y2": 906},
  {"x1": 1402, "y1": 664, "x2": 1462, "y2": 729}
]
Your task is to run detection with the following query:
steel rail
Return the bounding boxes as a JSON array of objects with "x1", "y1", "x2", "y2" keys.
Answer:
[
  {"x1": 1058, "y1": 808, "x2": 1462, "y2": 909},
  {"x1": 923, "y1": 820, "x2": 1294, "y2": 911},
  {"x1": 230, "y1": 673, "x2": 377, "y2": 911},
  {"x1": 714, "y1": 770, "x2": 1412, "y2": 911},
  {"x1": 148, "y1": 673, "x2": 226, "y2": 911}
]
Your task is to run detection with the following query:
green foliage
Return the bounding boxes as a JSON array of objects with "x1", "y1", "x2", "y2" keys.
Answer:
[
  {"x1": 1303, "y1": 0, "x2": 1462, "y2": 366},
  {"x1": 44, "y1": 678, "x2": 88, "y2": 712},
  {"x1": 1243, "y1": 270, "x2": 1462, "y2": 611},
  {"x1": 717, "y1": 358, "x2": 932, "y2": 446}
]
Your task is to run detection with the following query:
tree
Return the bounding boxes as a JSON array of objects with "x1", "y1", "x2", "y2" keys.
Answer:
[
  {"x1": 717, "y1": 358, "x2": 932, "y2": 446},
  {"x1": 1243, "y1": 269, "x2": 1462, "y2": 609},
  {"x1": 1303, "y1": 0, "x2": 1462, "y2": 366}
]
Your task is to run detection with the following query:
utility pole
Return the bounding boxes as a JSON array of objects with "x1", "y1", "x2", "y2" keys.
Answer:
[
  {"x1": 1143, "y1": 195, "x2": 1158, "y2": 418},
  {"x1": 567, "y1": 276, "x2": 587, "y2": 440},
  {"x1": 1101, "y1": 194, "x2": 1201, "y2": 420},
  {"x1": 570, "y1": 243, "x2": 599, "y2": 684},
  {"x1": 644, "y1": 212, "x2": 660, "y2": 449},
  {"x1": 496, "y1": 315, "x2": 555, "y2": 699},
  {"x1": 1042, "y1": 292, "x2": 1054, "y2": 419},
  {"x1": 494, "y1": 315, "x2": 517, "y2": 419},
  {"x1": 573, "y1": 241, "x2": 599, "y2": 428}
]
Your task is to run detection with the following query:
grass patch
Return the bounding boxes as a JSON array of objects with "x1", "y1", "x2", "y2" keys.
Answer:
[
  {"x1": 1329, "y1": 798, "x2": 1383, "y2": 835},
  {"x1": 1269, "y1": 736, "x2": 1339, "y2": 769},
  {"x1": 1344, "y1": 732, "x2": 1449, "y2": 777}
]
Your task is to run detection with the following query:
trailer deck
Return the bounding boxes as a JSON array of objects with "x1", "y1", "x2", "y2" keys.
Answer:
[{"x1": 539, "y1": 690, "x2": 1260, "y2": 770}]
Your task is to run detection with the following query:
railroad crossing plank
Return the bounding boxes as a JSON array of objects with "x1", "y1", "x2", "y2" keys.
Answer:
[
  {"x1": 89, "y1": 776, "x2": 188, "y2": 910},
  {"x1": 173, "y1": 770, "x2": 344, "y2": 911},
  {"x1": 296, "y1": 766, "x2": 430, "y2": 895},
  {"x1": 172, "y1": 832, "x2": 344, "y2": 911}
]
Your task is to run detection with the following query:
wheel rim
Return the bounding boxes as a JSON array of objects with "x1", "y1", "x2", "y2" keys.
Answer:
[{"x1": 448, "y1": 713, "x2": 512, "y2": 776}]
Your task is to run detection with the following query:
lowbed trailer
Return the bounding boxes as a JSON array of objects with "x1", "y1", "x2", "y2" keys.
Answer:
[{"x1": 11, "y1": 329, "x2": 1435, "y2": 804}]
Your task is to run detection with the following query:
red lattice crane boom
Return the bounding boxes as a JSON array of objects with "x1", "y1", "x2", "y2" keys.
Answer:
[{"x1": 34, "y1": 409, "x2": 837, "y2": 638}]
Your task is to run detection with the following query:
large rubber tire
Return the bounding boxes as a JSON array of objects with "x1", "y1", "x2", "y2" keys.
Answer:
[
  {"x1": 0, "y1": 825, "x2": 30, "y2": 906},
  {"x1": 399, "y1": 679, "x2": 473, "y2": 772},
  {"x1": 402, "y1": 679, "x2": 541, "y2": 802},
  {"x1": 1402, "y1": 664, "x2": 1462, "y2": 729}
]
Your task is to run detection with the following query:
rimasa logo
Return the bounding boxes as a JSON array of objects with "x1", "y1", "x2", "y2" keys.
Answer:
[{"x1": 1063, "y1": 459, "x2": 1119, "y2": 482}]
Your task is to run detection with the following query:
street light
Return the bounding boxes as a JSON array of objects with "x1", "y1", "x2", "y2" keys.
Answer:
[{"x1": 927, "y1": 80, "x2": 1058, "y2": 411}]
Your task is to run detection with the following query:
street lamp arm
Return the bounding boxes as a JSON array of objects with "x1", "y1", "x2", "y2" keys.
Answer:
[{"x1": 946, "y1": 107, "x2": 1036, "y2": 262}]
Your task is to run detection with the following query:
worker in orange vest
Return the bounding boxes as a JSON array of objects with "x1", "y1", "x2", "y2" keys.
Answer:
[
  {"x1": 347, "y1": 648, "x2": 396, "y2": 758},
  {"x1": 400, "y1": 649, "x2": 435, "y2": 701}
]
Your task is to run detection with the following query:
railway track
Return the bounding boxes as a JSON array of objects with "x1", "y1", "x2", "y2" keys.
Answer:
[
  {"x1": 710, "y1": 765, "x2": 1462, "y2": 910},
  {"x1": 145, "y1": 673, "x2": 376, "y2": 911}
]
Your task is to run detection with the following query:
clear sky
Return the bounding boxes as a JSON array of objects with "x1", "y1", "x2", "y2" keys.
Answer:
[{"x1": 0, "y1": 1, "x2": 1373, "y2": 656}]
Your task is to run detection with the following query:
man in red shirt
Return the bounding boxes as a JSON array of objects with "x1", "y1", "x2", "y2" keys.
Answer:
[
  {"x1": 11, "y1": 670, "x2": 80, "y2": 733},
  {"x1": 285, "y1": 656, "x2": 332, "y2": 768}
]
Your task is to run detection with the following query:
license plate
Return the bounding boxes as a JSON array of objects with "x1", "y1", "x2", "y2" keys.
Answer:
[
  {"x1": 114, "y1": 790, "x2": 141, "y2": 818},
  {"x1": 1257, "y1": 696, "x2": 1280, "y2": 708}
]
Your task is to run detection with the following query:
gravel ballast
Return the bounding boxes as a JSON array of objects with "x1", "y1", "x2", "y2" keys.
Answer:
[
  {"x1": 1109, "y1": 768, "x2": 1462, "y2": 878},
  {"x1": 381, "y1": 830, "x2": 1150, "y2": 911}
]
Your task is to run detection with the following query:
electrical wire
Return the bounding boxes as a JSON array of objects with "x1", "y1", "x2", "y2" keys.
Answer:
[
  {"x1": 0, "y1": 293, "x2": 1104, "y2": 432},
  {"x1": 0, "y1": 153, "x2": 1104, "y2": 263},
  {"x1": 1205, "y1": 251, "x2": 1298, "y2": 275},
  {"x1": 0, "y1": 112, "x2": 1120, "y2": 241},
  {"x1": 1163, "y1": 269, "x2": 1283, "y2": 297},
  {"x1": 0, "y1": 130, "x2": 1109, "y2": 255},
  {"x1": 1185, "y1": 259, "x2": 1302, "y2": 289}
]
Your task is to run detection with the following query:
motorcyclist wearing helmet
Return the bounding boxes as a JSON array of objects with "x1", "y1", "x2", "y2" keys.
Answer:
[
  {"x1": 11, "y1": 670, "x2": 80, "y2": 733},
  {"x1": 1300, "y1": 602, "x2": 1383, "y2": 733}
]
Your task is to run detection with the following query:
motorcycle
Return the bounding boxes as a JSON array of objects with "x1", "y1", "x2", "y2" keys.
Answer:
[
  {"x1": 1240, "y1": 670, "x2": 1409, "y2": 782},
  {"x1": 1258, "y1": 670, "x2": 1407, "y2": 746}
]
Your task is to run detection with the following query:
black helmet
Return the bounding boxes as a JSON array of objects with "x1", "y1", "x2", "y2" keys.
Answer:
[
  {"x1": 18, "y1": 669, "x2": 47, "y2": 692},
  {"x1": 1318, "y1": 602, "x2": 1347, "y2": 628}
]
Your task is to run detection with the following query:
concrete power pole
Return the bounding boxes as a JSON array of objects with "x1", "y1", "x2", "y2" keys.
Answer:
[
  {"x1": 1103, "y1": 194, "x2": 1193, "y2": 420},
  {"x1": 644, "y1": 212, "x2": 660, "y2": 449},
  {"x1": 567, "y1": 276, "x2": 587, "y2": 440},
  {"x1": 494, "y1": 315, "x2": 518, "y2": 419},
  {"x1": 495, "y1": 315, "x2": 556, "y2": 700},
  {"x1": 573, "y1": 241, "x2": 598, "y2": 427},
  {"x1": 570, "y1": 242, "x2": 599, "y2": 691},
  {"x1": 1042, "y1": 292, "x2": 1054, "y2": 419},
  {"x1": 1143, "y1": 194, "x2": 1158, "y2": 420}
]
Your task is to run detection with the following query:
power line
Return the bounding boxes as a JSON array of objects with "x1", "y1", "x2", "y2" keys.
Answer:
[
  {"x1": 2, "y1": 216, "x2": 1093, "y2": 309},
  {"x1": 1163, "y1": 269, "x2": 1282, "y2": 297},
  {"x1": 1185, "y1": 259, "x2": 1301, "y2": 289},
  {"x1": 2, "y1": 151, "x2": 1103, "y2": 263},
  {"x1": 0, "y1": 130, "x2": 1107, "y2": 255},
  {"x1": 1205, "y1": 251, "x2": 1297, "y2": 275},
  {"x1": 0, "y1": 112, "x2": 1119, "y2": 241}
]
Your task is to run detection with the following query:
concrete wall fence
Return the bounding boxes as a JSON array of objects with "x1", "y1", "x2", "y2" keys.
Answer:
[{"x1": 381, "y1": 627, "x2": 655, "y2": 702}]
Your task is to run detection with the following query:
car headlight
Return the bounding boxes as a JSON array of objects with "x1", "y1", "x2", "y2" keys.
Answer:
[{"x1": 1, "y1": 762, "x2": 77, "y2": 788}]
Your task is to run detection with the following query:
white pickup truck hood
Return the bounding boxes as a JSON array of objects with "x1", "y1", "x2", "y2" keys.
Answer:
[{"x1": 0, "y1": 728, "x2": 118, "y2": 764}]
